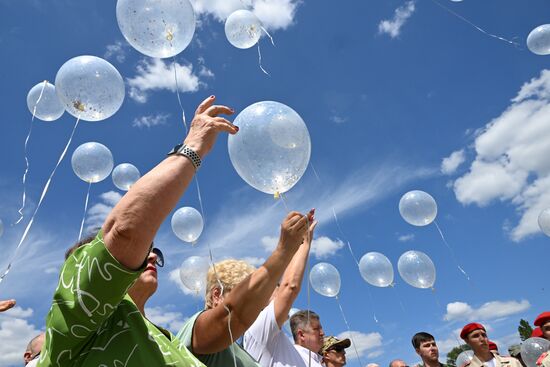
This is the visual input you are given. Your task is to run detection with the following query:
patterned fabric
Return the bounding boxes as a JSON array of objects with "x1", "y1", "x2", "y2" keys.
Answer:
[{"x1": 37, "y1": 232, "x2": 205, "y2": 367}]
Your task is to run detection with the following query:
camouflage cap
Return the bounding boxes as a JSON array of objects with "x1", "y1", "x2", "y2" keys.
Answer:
[{"x1": 321, "y1": 336, "x2": 351, "y2": 354}]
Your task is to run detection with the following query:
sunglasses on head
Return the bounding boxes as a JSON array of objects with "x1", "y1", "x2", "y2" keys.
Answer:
[{"x1": 148, "y1": 243, "x2": 164, "y2": 267}]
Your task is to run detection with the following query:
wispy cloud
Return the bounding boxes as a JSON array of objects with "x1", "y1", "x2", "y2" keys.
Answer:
[
  {"x1": 133, "y1": 113, "x2": 171, "y2": 128},
  {"x1": 444, "y1": 299, "x2": 530, "y2": 322},
  {"x1": 397, "y1": 233, "x2": 415, "y2": 242},
  {"x1": 85, "y1": 191, "x2": 122, "y2": 234},
  {"x1": 0, "y1": 309, "x2": 42, "y2": 366},
  {"x1": 452, "y1": 69, "x2": 550, "y2": 241},
  {"x1": 127, "y1": 58, "x2": 202, "y2": 103},
  {"x1": 378, "y1": 1, "x2": 416, "y2": 38},
  {"x1": 104, "y1": 40, "x2": 129, "y2": 63},
  {"x1": 189, "y1": 0, "x2": 300, "y2": 31},
  {"x1": 441, "y1": 149, "x2": 466, "y2": 175},
  {"x1": 145, "y1": 305, "x2": 188, "y2": 333}
]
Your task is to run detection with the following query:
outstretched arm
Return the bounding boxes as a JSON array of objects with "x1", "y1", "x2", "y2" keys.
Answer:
[
  {"x1": 102, "y1": 96, "x2": 237, "y2": 270},
  {"x1": 0, "y1": 299, "x2": 15, "y2": 312},
  {"x1": 192, "y1": 211, "x2": 313, "y2": 354},
  {"x1": 273, "y1": 213, "x2": 317, "y2": 328}
]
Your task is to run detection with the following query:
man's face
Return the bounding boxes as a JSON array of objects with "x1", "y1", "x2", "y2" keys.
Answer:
[
  {"x1": 390, "y1": 360, "x2": 407, "y2": 367},
  {"x1": 324, "y1": 347, "x2": 347, "y2": 367},
  {"x1": 416, "y1": 340, "x2": 439, "y2": 363},
  {"x1": 466, "y1": 329, "x2": 489, "y2": 354},
  {"x1": 300, "y1": 318, "x2": 325, "y2": 353},
  {"x1": 542, "y1": 322, "x2": 550, "y2": 341}
]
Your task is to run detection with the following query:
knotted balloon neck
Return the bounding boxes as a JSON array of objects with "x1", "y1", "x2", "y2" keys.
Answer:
[{"x1": 274, "y1": 191, "x2": 280, "y2": 199}]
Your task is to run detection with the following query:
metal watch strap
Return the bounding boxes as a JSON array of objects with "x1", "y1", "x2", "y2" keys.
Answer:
[{"x1": 168, "y1": 144, "x2": 202, "y2": 171}]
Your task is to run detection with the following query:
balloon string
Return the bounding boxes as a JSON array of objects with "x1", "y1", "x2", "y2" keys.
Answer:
[
  {"x1": 15, "y1": 81, "x2": 48, "y2": 225},
  {"x1": 257, "y1": 42, "x2": 270, "y2": 76},
  {"x1": 309, "y1": 162, "x2": 322, "y2": 184},
  {"x1": 434, "y1": 220, "x2": 472, "y2": 283},
  {"x1": 172, "y1": 56, "x2": 188, "y2": 134},
  {"x1": 208, "y1": 246, "x2": 237, "y2": 367},
  {"x1": 260, "y1": 26, "x2": 275, "y2": 46},
  {"x1": 194, "y1": 174, "x2": 206, "y2": 225},
  {"x1": 429, "y1": 0, "x2": 521, "y2": 48},
  {"x1": 279, "y1": 192, "x2": 290, "y2": 212},
  {"x1": 78, "y1": 182, "x2": 92, "y2": 241},
  {"x1": 0, "y1": 116, "x2": 80, "y2": 285},
  {"x1": 390, "y1": 284, "x2": 407, "y2": 315},
  {"x1": 332, "y1": 208, "x2": 379, "y2": 323},
  {"x1": 335, "y1": 295, "x2": 364, "y2": 367}
]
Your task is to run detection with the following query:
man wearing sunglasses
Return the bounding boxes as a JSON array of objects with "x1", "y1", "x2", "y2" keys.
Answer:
[{"x1": 321, "y1": 336, "x2": 351, "y2": 367}]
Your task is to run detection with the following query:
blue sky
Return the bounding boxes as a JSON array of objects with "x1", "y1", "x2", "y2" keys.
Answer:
[{"x1": 1, "y1": 0, "x2": 550, "y2": 366}]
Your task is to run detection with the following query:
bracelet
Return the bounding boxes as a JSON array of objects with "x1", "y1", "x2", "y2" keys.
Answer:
[{"x1": 167, "y1": 144, "x2": 202, "y2": 171}]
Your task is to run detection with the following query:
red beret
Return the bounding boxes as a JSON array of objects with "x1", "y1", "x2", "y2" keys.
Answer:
[
  {"x1": 534, "y1": 312, "x2": 550, "y2": 327},
  {"x1": 461, "y1": 323, "x2": 486, "y2": 340},
  {"x1": 532, "y1": 328, "x2": 544, "y2": 338},
  {"x1": 488, "y1": 341, "x2": 498, "y2": 351}
]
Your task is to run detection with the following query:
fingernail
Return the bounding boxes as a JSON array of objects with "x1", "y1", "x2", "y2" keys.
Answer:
[
  {"x1": 234, "y1": 126, "x2": 239, "y2": 131},
  {"x1": 210, "y1": 95, "x2": 215, "y2": 99}
]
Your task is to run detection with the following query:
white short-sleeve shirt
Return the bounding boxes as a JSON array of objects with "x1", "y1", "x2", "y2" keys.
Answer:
[{"x1": 243, "y1": 301, "x2": 323, "y2": 367}]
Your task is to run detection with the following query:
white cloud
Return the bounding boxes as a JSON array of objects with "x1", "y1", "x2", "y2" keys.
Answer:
[
  {"x1": 336, "y1": 330, "x2": 383, "y2": 357},
  {"x1": 104, "y1": 40, "x2": 128, "y2": 63},
  {"x1": 189, "y1": 0, "x2": 300, "y2": 31},
  {"x1": 3, "y1": 306, "x2": 33, "y2": 318},
  {"x1": 378, "y1": 1, "x2": 416, "y2": 38},
  {"x1": 444, "y1": 299, "x2": 530, "y2": 322},
  {"x1": 330, "y1": 114, "x2": 348, "y2": 124},
  {"x1": 0, "y1": 310, "x2": 42, "y2": 366},
  {"x1": 311, "y1": 236, "x2": 344, "y2": 259},
  {"x1": 397, "y1": 233, "x2": 415, "y2": 242},
  {"x1": 241, "y1": 257, "x2": 266, "y2": 267},
  {"x1": 452, "y1": 69, "x2": 550, "y2": 241},
  {"x1": 85, "y1": 191, "x2": 122, "y2": 234},
  {"x1": 127, "y1": 58, "x2": 202, "y2": 103},
  {"x1": 261, "y1": 236, "x2": 278, "y2": 252},
  {"x1": 133, "y1": 113, "x2": 171, "y2": 128},
  {"x1": 436, "y1": 327, "x2": 464, "y2": 356},
  {"x1": 367, "y1": 350, "x2": 384, "y2": 358},
  {"x1": 144, "y1": 306, "x2": 188, "y2": 333},
  {"x1": 441, "y1": 150, "x2": 466, "y2": 175}
]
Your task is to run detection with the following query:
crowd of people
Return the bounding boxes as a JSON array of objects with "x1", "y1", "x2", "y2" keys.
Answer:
[{"x1": 1, "y1": 97, "x2": 549, "y2": 367}]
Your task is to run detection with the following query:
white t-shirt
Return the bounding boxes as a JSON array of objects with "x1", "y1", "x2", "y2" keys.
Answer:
[
  {"x1": 484, "y1": 358, "x2": 496, "y2": 367},
  {"x1": 243, "y1": 301, "x2": 323, "y2": 367}
]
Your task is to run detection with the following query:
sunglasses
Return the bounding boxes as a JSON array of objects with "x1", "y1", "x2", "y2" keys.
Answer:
[
  {"x1": 148, "y1": 244, "x2": 164, "y2": 267},
  {"x1": 329, "y1": 347, "x2": 346, "y2": 353}
]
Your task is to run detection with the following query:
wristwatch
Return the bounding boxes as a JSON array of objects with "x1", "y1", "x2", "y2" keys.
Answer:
[{"x1": 167, "y1": 143, "x2": 202, "y2": 171}]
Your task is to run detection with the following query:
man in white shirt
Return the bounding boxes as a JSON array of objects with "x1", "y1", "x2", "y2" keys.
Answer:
[{"x1": 243, "y1": 213, "x2": 323, "y2": 367}]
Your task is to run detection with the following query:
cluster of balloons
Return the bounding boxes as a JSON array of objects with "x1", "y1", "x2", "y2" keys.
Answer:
[
  {"x1": 228, "y1": 101, "x2": 311, "y2": 197},
  {"x1": 171, "y1": 207, "x2": 204, "y2": 243}
]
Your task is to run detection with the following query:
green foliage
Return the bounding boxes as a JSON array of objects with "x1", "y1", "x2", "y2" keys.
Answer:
[
  {"x1": 518, "y1": 319, "x2": 534, "y2": 341},
  {"x1": 446, "y1": 344, "x2": 472, "y2": 367}
]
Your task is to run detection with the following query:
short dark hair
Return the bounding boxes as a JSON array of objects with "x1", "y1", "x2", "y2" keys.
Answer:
[
  {"x1": 64, "y1": 233, "x2": 98, "y2": 260},
  {"x1": 290, "y1": 310, "x2": 319, "y2": 342},
  {"x1": 412, "y1": 332, "x2": 435, "y2": 349}
]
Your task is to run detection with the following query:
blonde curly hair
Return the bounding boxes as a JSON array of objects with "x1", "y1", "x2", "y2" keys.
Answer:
[{"x1": 205, "y1": 259, "x2": 256, "y2": 309}]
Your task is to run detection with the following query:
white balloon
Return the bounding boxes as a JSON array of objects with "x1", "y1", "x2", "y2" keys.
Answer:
[
  {"x1": 55, "y1": 56, "x2": 125, "y2": 121},
  {"x1": 116, "y1": 0, "x2": 195, "y2": 58},
  {"x1": 225, "y1": 10, "x2": 262, "y2": 49},
  {"x1": 26, "y1": 81, "x2": 65, "y2": 121},
  {"x1": 527, "y1": 24, "x2": 550, "y2": 56},
  {"x1": 538, "y1": 208, "x2": 550, "y2": 237},
  {"x1": 309, "y1": 262, "x2": 341, "y2": 297},
  {"x1": 455, "y1": 350, "x2": 474, "y2": 367},
  {"x1": 179, "y1": 256, "x2": 210, "y2": 293},
  {"x1": 228, "y1": 101, "x2": 311, "y2": 196},
  {"x1": 112, "y1": 163, "x2": 141, "y2": 191},
  {"x1": 171, "y1": 207, "x2": 203, "y2": 243},
  {"x1": 359, "y1": 252, "x2": 394, "y2": 287},
  {"x1": 397, "y1": 250, "x2": 436, "y2": 289},
  {"x1": 399, "y1": 190, "x2": 438, "y2": 226},
  {"x1": 521, "y1": 337, "x2": 550, "y2": 367},
  {"x1": 71, "y1": 142, "x2": 114, "y2": 183}
]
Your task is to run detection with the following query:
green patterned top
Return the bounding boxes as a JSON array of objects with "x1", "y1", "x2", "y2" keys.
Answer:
[{"x1": 37, "y1": 232, "x2": 205, "y2": 367}]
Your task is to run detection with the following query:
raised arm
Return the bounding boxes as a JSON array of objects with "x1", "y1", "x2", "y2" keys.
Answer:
[
  {"x1": 192, "y1": 211, "x2": 313, "y2": 354},
  {"x1": 102, "y1": 96, "x2": 237, "y2": 270},
  {"x1": 273, "y1": 214, "x2": 317, "y2": 328}
]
